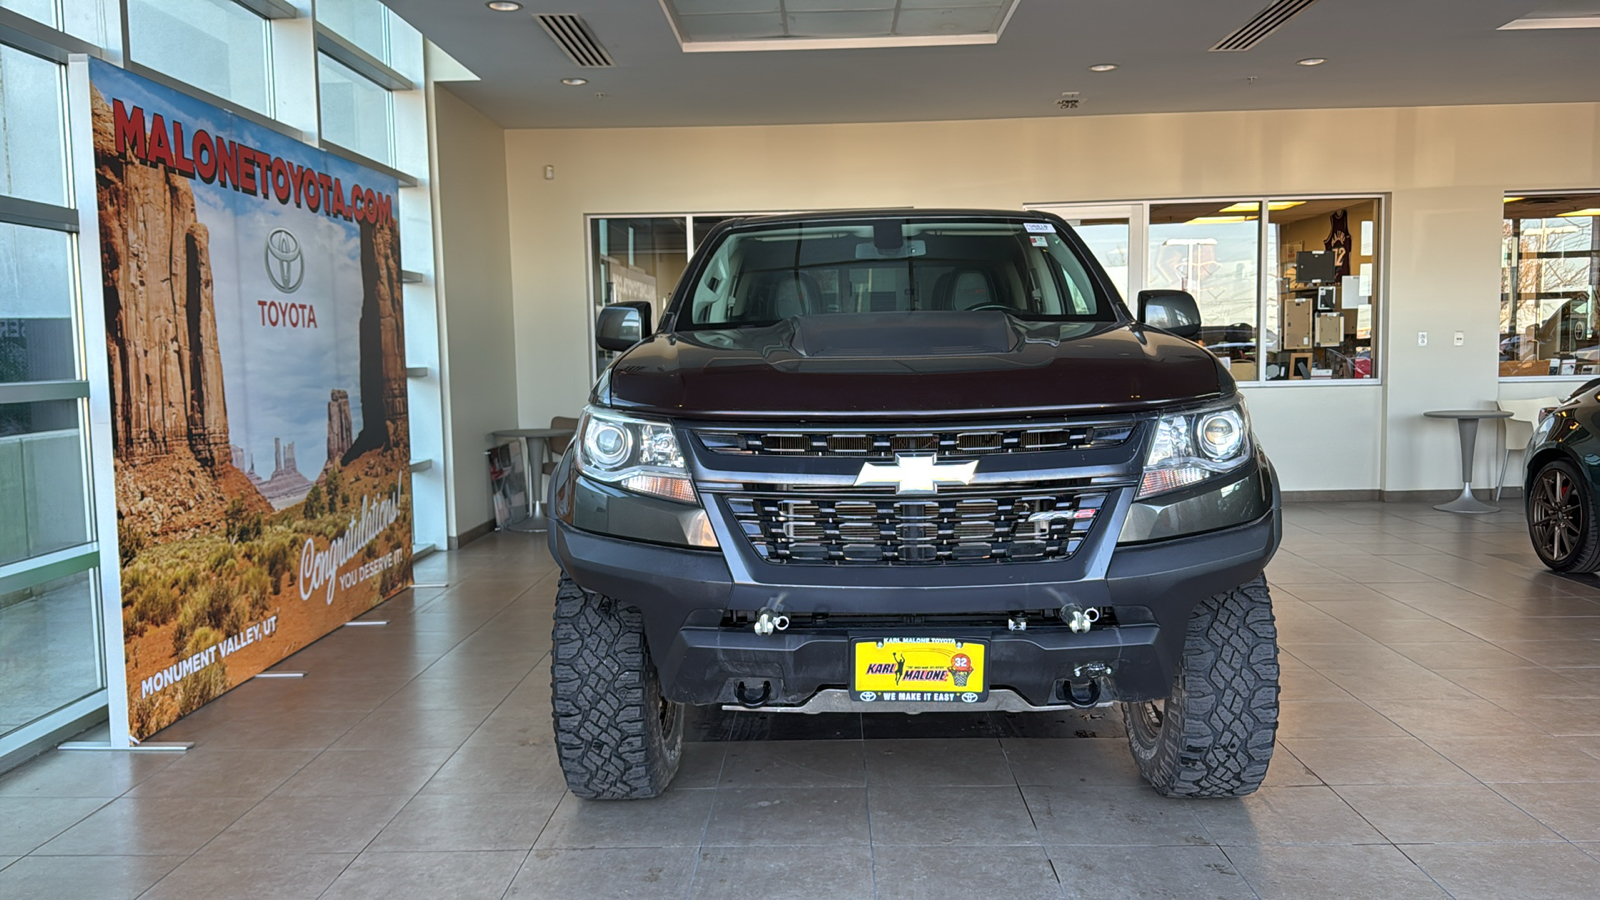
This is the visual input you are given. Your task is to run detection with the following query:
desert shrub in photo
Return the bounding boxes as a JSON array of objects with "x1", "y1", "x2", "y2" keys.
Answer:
[{"x1": 176, "y1": 626, "x2": 228, "y2": 715}]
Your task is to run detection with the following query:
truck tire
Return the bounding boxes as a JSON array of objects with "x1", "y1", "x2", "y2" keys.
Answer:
[
  {"x1": 1121, "y1": 575, "x2": 1279, "y2": 798},
  {"x1": 551, "y1": 575, "x2": 682, "y2": 799}
]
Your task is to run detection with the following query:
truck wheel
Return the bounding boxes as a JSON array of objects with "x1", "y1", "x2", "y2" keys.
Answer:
[
  {"x1": 551, "y1": 575, "x2": 682, "y2": 799},
  {"x1": 1121, "y1": 576, "x2": 1279, "y2": 798}
]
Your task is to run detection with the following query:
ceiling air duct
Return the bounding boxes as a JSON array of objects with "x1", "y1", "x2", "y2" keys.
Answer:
[
  {"x1": 536, "y1": 14, "x2": 614, "y2": 67},
  {"x1": 1211, "y1": 0, "x2": 1320, "y2": 51}
]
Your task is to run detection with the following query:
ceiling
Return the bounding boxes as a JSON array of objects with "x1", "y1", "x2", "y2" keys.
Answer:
[{"x1": 386, "y1": 0, "x2": 1600, "y2": 129}]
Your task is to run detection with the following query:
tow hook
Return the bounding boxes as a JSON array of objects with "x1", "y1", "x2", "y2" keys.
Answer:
[
  {"x1": 736, "y1": 680, "x2": 772, "y2": 708},
  {"x1": 1063, "y1": 605, "x2": 1100, "y2": 634},
  {"x1": 753, "y1": 609, "x2": 790, "y2": 636},
  {"x1": 1061, "y1": 680, "x2": 1102, "y2": 707}
]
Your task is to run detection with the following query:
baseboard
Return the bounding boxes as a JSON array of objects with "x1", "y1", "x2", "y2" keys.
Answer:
[
  {"x1": 448, "y1": 519, "x2": 495, "y2": 550},
  {"x1": 1282, "y1": 490, "x2": 1380, "y2": 502},
  {"x1": 1282, "y1": 488, "x2": 1522, "y2": 503}
]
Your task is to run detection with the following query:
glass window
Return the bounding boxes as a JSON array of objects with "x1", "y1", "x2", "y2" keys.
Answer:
[
  {"x1": 0, "y1": 569, "x2": 104, "y2": 736},
  {"x1": 0, "y1": 400, "x2": 90, "y2": 566},
  {"x1": 1501, "y1": 193, "x2": 1600, "y2": 378},
  {"x1": 316, "y1": 0, "x2": 390, "y2": 63},
  {"x1": 0, "y1": 223, "x2": 79, "y2": 383},
  {"x1": 0, "y1": 0, "x2": 109, "y2": 44},
  {"x1": 318, "y1": 53, "x2": 393, "y2": 164},
  {"x1": 127, "y1": 0, "x2": 272, "y2": 116},
  {"x1": 1266, "y1": 199, "x2": 1380, "y2": 380},
  {"x1": 682, "y1": 218, "x2": 1110, "y2": 328},
  {"x1": 1071, "y1": 217, "x2": 1132, "y2": 303},
  {"x1": 1148, "y1": 202, "x2": 1260, "y2": 376},
  {"x1": 590, "y1": 217, "x2": 687, "y2": 376},
  {"x1": 0, "y1": 45, "x2": 69, "y2": 207}
]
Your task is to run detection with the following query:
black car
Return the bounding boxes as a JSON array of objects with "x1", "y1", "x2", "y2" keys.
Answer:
[
  {"x1": 548, "y1": 210, "x2": 1281, "y2": 799},
  {"x1": 1525, "y1": 379, "x2": 1600, "y2": 572}
]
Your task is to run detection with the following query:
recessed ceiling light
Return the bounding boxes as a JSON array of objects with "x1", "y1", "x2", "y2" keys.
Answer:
[
  {"x1": 1089, "y1": 64, "x2": 1118, "y2": 72},
  {"x1": 561, "y1": 77, "x2": 588, "y2": 86},
  {"x1": 485, "y1": 1, "x2": 521, "y2": 10},
  {"x1": 1297, "y1": 57, "x2": 1326, "y2": 66}
]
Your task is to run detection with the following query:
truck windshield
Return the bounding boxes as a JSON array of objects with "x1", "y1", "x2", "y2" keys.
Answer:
[{"x1": 678, "y1": 218, "x2": 1115, "y2": 329}]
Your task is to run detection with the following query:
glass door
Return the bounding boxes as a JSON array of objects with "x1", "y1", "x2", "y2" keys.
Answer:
[{"x1": 1033, "y1": 204, "x2": 1145, "y2": 305}]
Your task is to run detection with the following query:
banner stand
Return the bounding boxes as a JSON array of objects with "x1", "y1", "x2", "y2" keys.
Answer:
[{"x1": 59, "y1": 741, "x2": 192, "y2": 753}]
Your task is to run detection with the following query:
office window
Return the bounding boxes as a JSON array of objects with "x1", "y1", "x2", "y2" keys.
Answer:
[
  {"x1": 128, "y1": 0, "x2": 272, "y2": 116},
  {"x1": 1502, "y1": 193, "x2": 1600, "y2": 378},
  {"x1": 0, "y1": 44, "x2": 69, "y2": 207},
  {"x1": 0, "y1": 569, "x2": 103, "y2": 738},
  {"x1": 588, "y1": 217, "x2": 688, "y2": 378},
  {"x1": 0, "y1": 400, "x2": 90, "y2": 566},
  {"x1": 1148, "y1": 201, "x2": 1261, "y2": 377},
  {"x1": 1266, "y1": 199, "x2": 1380, "y2": 380},
  {"x1": 0, "y1": 224, "x2": 78, "y2": 383},
  {"x1": 318, "y1": 52, "x2": 392, "y2": 164}
]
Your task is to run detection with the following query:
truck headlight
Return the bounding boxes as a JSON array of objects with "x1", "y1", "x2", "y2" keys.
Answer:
[
  {"x1": 577, "y1": 406, "x2": 696, "y2": 504},
  {"x1": 1138, "y1": 400, "x2": 1252, "y2": 499}
]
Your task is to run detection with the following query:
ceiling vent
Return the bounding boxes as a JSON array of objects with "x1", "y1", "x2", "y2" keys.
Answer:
[
  {"x1": 536, "y1": 14, "x2": 614, "y2": 67},
  {"x1": 1211, "y1": 0, "x2": 1320, "y2": 51}
]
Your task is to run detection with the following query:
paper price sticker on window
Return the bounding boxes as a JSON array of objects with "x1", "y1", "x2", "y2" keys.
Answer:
[
  {"x1": 1025, "y1": 222, "x2": 1054, "y2": 233},
  {"x1": 1030, "y1": 235, "x2": 1049, "y2": 247}
]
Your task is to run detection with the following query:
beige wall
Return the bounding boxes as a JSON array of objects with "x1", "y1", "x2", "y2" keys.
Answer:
[
  {"x1": 501, "y1": 102, "x2": 1600, "y2": 494},
  {"x1": 433, "y1": 86, "x2": 518, "y2": 541}
]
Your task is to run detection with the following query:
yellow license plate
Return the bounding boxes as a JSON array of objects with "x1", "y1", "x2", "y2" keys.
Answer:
[{"x1": 851, "y1": 638, "x2": 987, "y2": 703}]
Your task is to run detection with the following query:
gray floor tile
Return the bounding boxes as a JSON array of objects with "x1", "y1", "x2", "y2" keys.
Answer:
[
  {"x1": 689, "y1": 846, "x2": 874, "y2": 900},
  {"x1": 371, "y1": 791, "x2": 561, "y2": 851},
  {"x1": 508, "y1": 847, "x2": 697, "y2": 899},
  {"x1": 330, "y1": 705, "x2": 495, "y2": 750},
  {"x1": 126, "y1": 749, "x2": 318, "y2": 799},
  {"x1": 1045, "y1": 844, "x2": 1254, "y2": 899},
  {"x1": 272, "y1": 746, "x2": 455, "y2": 797},
  {"x1": 205, "y1": 794, "x2": 410, "y2": 853},
  {"x1": 872, "y1": 844, "x2": 1063, "y2": 900},
  {"x1": 1491, "y1": 781, "x2": 1600, "y2": 841},
  {"x1": 1000, "y1": 737, "x2": 1147, "y2": 787},
  {"x1": 1365, "y1": 697, "x2": 1541, "y2": 740},
  {"x1": 320, "y1": 850, "x2": 525, "y2": 900},
  {"x1": 864, "y1": 738, "x2": 1013, "y2": 787},
  {"x1": 35, "y1": 795, "x2": 257, "y2": 855},
  {"x1": 1226, "y1": 843, "x2": 1447, "y2": 899},
  {"x1": 1334, "y1": 783, "x2": 1562, "y2": 843},
  {"x1": 1426, "y1": 735, "x2": 1600, "y2": 782},
  {"x1": 1276, "y1": 699, "x2": 1409, "y2": 739},
  {"x1": 1280, "y1": 736, "x2": 1475, "y2": 785},
  {"x1": 716, "y1": 739, "x2": 864, "y2": 788},
  {"x1": 703, "y1": 786, "x2": 868, "y2": 846},
  {"x1": 0, "y1": 750, "x2": 178, "y2": 799},
  {"x1": 139, "y1": 848, "x2": 354, "y2": 900},
  {"x1": 1404, "y1": 841, "x2": 1600, "y2": 900},
  {"x1": 0, "y1": 796, "x2": 110, "y2": 855},
  {"x1": 673, "y1": 742, "x2": 727, "y2": 790},
  {"x1": 872, "y1": 784, "x2": 1038, "y2": 846},
  {"x1": 535, "y1": 790, "x2": 715, "y2": 849},
  {"x1": 420, "y1": 743, "x2": 568, "y2": 795},
  {"x1": 0, "y1": 854, "x2": 185, "y2": 900},
  {"x1": 1192, "y1": 785, "x2": 1384, "y2": 844},
  {"x1": 1022, "y1": 785, "x2": 1208, "y2": 846},
  {"x1": 1259, "y1": 745, "x2": 1323, "y2": 787}
]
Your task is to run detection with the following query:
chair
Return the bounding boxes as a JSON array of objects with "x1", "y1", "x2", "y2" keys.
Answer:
[
  {"x1": 543, "y1": 416, "x2": 581, "y2": 478},
  {"x1": 1495, "y1": 396, "x2": 1560, "y2": 500}
]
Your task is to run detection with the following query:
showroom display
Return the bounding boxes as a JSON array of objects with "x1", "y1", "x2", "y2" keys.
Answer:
[
  {"x1": 547, "y1": 210, "x2": 1282, "y2": 800},
  {"x1": 1524, "y1": 379, "x2": 1600, "y2": 572}
]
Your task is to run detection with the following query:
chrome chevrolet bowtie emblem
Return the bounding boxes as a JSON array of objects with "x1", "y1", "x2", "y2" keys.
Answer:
[{"x1": 854, "y1": 454, "x2": 978, "y2": 494}]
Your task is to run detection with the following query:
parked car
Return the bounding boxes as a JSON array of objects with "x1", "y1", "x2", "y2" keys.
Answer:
[
  {"x1": 547, "y1": 210, "x2": 1282, "y2": 799},
  {"x1": 1525, "y1": 378, "x2": 1600, "y2": 572}
]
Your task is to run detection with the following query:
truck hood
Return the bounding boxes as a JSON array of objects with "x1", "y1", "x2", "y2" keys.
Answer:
[{"x1": 600, "y1": 311, "x2": 1231, "y2": 420}]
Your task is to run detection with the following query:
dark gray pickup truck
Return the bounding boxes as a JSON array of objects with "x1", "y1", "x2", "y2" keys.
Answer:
[{"x1": 548, "y1": 210, "x2": 1281, "y2": 799}]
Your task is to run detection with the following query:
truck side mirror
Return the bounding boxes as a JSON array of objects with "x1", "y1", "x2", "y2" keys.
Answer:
[
  {"x1": 596, "y1": 301, "x2": 653, "y2": 352},
  {"x1": 1137, "y1": 289, "x2": 1202, "y2": 340}
]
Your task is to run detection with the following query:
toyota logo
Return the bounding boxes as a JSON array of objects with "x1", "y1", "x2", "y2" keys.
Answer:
[{"x1": 264, "y1": 229, "x2": 304, "y2": 293}]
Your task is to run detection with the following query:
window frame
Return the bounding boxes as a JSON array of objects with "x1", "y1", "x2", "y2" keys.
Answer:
[
  {"x1": 1029, "y1": 193, "x2": 1389, "y2": 387},
  {"x1": 1499, "y1": 188, "x2": 1600, "y2": 383}
]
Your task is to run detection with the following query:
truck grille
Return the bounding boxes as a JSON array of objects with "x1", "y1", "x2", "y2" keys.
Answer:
[
  {"x1": 724, "y1": 487, "x2": 1106, "y2": 565},
  {"x1": 698, "y1": 421, "x2": 1134, "y2": 457}
]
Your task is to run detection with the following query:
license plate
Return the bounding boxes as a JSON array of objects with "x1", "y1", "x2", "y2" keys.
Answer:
[{"x1": 851, "y1": 638, "x2": 987, "y2": 703}]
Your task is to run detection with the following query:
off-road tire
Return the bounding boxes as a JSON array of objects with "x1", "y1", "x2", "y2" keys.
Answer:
[
  {"x1": 551, "y1": 576, "x2": 682, "y2": 799},
  {"x1": 1122, "y1": 575, "x2": 1279, "y2": 798},
  {"x1": 1527, "y1": 458, "x2": 1600, "y2": 573}
]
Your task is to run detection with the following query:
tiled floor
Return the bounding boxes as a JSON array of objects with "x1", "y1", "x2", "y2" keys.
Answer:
[{"x1": 5, "y1": 502, "x2": 1600, "y2": 899}]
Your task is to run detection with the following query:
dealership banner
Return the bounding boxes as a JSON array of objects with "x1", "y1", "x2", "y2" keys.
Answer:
[{"x1": 89, "y1": 59, "x2": 413, "y2": 739}]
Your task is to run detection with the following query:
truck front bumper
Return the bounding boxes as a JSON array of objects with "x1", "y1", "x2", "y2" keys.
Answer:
[{"x1": 550, "y1": 502, "x2": 1279, "y2": 707}]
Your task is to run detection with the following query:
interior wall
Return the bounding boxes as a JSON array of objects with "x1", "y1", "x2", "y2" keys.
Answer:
[
  {"x1": 433, "y1": 86, "x2": 517, "y2": 542},
  {"x1": 503, "y1": 101, "x2": 1600, "y2": 493}
]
